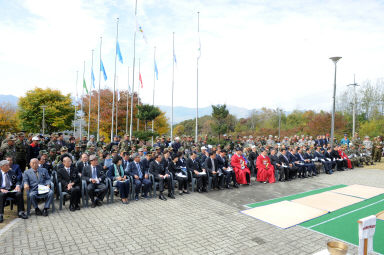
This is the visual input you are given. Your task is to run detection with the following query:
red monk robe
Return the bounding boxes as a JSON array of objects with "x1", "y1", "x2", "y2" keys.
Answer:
[
  {"x1": 256, "y1": 154, "x2": 276, "y2": 183},
  {"x1": 230, "y1": 153, "x2": 251, "y2": 184},
  {"x1": 338, "y1": 150, "x2": 352, "y2": 169}
]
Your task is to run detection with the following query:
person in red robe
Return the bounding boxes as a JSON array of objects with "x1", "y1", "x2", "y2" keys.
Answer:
[
  {"x1": 338, "y1": 146, "x2": 353, "y2": 169},
  {"x1": 256, "y1": 149, "x2": 276, "y2": 183},
  {"x1": 230, "y1": 147, "x2": 251, "y2": 185}
]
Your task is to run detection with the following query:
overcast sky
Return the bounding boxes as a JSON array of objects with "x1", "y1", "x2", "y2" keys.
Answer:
[{"x1": 1, "y1": 0, "x2": 384, "y2": 112}]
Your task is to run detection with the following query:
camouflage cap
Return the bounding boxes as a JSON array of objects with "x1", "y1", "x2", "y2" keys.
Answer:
[
  {"x1": 8, "y1": 135, "x2": 16, "y2": 141},
  {"x1": 60, "y1": 146, "x2": 68, "y2": 152},
  {"x1": 50, "y1": 148, "x2": 57, "y2": 152},
  {"x1": 40, "y1": 150, "x2": 48, "y2": 155},
  {"x1": 17, "y1": 132, "x2": 25, "y2": 137}
]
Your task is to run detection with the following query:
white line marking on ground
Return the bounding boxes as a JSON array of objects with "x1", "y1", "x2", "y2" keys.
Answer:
[{"x1": 308, "y1": 198, "x2": 384, "y2": 229}]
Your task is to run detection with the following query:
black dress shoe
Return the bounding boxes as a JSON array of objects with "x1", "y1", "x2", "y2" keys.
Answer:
[
  {"x1": 168, "y1": 193, "x2": 176, "y2": 199},
  {"x1": 218, "y1": 186, "x2": 223, "y2": 190},
  {"x1": 233, "y1": 184, "x2": 239, "y2": 188},
  {"x1": 183, "y1": 190, "x2": 190, "y2": 194},
  {"x1": 91, "y1": 202, "x2": 96, "y2": 208},
  {"x1": 135, "y1": 195, "x2": 139, "y2": 201},
  {"x1": 70, "y1": 206, "x2": 76, "y2": 212},
  {"x1": 0, "y1": 215, "x2": 3, "y2": 223},
  {"x1": 42, "y1": 208, "x2": 49, "y2": 217},
  {"x1": 197, "y1": 189, "x2": 202, "y2": 193},
  {"x1": 96, "y1": 200, "x2": 103, "y2": 206},
  {"x1": 202, "y1": 188, "x2": 208, "y2": 193},
  {"x1": 75, "y1": 205, "x2": 80, "y2": 210},
  {"x1": 159, "y1": 194, "x2": 167, "y2": 200},
  {"x1": 35, "y1": 208, "x2": 42, "y2": 216}
]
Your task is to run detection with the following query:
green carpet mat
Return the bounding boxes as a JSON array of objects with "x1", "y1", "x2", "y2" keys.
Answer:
[
  {"x1": 245, "y1": 184, "x2": 348, "y2": 208},
  {"x1": 301, "y1": 194, "x2": 384, "y2": 254}
]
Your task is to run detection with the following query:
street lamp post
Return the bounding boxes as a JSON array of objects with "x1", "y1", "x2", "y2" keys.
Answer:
[
  {"x1": 329, "y1": 56, "x2": 342, "y2": 149},
  {"x1": 348, "y1": 75, "x2": 359, "y2": 138},
  {"x1": 40, "y1": 105, "x2": 47, "y2": 135},
  {"x1": 277, "y1": 108, "x2": 281, "y2": 140}
]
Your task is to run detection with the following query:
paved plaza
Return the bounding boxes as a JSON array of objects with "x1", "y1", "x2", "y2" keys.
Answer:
[{"x1": 0, "y1": 168, "x2": 383, "y2": 255}]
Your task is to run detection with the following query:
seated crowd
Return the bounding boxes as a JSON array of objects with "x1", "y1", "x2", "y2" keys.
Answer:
[{"x1": 0, "y1": 131, "x2": 381, "y2": 222}]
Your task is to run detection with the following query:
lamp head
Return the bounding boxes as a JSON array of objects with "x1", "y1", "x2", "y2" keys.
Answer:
[{"x1": 329, "y1": 56, "x2": 342, "y2": 63}]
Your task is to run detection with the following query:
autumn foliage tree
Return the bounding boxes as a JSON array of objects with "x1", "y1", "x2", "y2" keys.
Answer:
[
  {"x1": 81, "y1": 89, "x2": 169, "y2": 141},
  {"x1": 18, "y1": 88, "x2": 74, "y2": 133},
  {"x1": 0, "y1": 104, "x2": 19, "y2": 139}
]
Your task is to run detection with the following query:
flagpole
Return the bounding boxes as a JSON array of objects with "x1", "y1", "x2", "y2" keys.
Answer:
[
  {"x1": 171, "y1": 32, "x2": 175, "y2": 141},
  {"x1": 137, "y1": 59, "x2": 140, "y2": 131},
  {"x1": 88, "y1": 49, "x2": 94, "y2": 138},
  {"x1": 111, "y1": 18, "x2": 119, "y2": 142},
  {"x1": 80, "y1": 61, "x2": 85, "y2": 140},
  {"x1": 126, "y1": 66, "x2": 130, "y2": 134},
  {"x1": 116, "y1": 76, "x2": 118, "y2": 136},
  {"x1": 74, "y1": 70, "x2": 78, "y2": 136},
  {"x1": 195, "y1": 12, "x2": 200, "y2": 144},
  {"x1": 97, "y1": 37, "x2": 102, "y2": 141},
  {"x1": 130, "y1": 0, "x2": 138, "y2": 141},
  {"x1": 152, "y1": 47, "x2": 156, "y2": 146}
]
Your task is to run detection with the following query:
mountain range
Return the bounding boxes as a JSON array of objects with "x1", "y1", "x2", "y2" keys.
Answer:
[
  {"x1": 0, "y1": 94, "x2": 18, "y2": 106},
  {"x1": 158, "y1": 105, "x2": 252, "y2": 123},
  {"x1": 0, "y1": 94, "x2": 252, "y2": 123}
]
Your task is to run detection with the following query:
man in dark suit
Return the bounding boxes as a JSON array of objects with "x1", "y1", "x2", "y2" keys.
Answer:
[
  {"x1": 269, "y1": 149, "x2": 282, "y2": 182},
  {"x1": 0, "y1": 160, "x2": 28, "y2": 223},
  {"x1": 128, "y1": 153, "x2": 152, "y2": 200},
  {"x1": 204, "y1": 152, "x2": 221, "y2": 190},
  {"x1": 76, "y1": 153, "x2": 89, "y2": 177},
  {"x1": 314, "y1": 146, "x2": 333, "y2": 174},
  {"x1": 122, "y1": 152, "x2": 130, "y2": 170},
  {"x1": 82, "y1": 155, "x2": 107, "y2": 208},
  {"x1": 140, "y1": 153, "x2": 152, "y2": 173},
  {"x1": 217, "y1": 150, "x2": 238, "y2": 189},
  {"x1": 324, "y1": 148, "x2": 337, "y2": 171},
  {"x1": 149, "y1": 154, "x2": 174, "y2": 200},
  {"x1": 278, "y1": 148, "x2": 292, "y2": 181},
  {"x1": 57, "y1": 157, "x2": 81, "y2": 211},
  {"x1": 186, "y1": 152, "x2": 207, "y2": 192},
  {"x1": 287, "y1": 148, "x2": 300, "y2": 179},
  {"x1": 330, "y1": 146, "x2": 346, "y2": 171}
]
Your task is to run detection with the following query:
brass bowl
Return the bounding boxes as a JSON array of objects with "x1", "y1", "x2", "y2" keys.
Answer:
[{"x1": 327, "y1": 241, "x2": 348, "y2": 255}]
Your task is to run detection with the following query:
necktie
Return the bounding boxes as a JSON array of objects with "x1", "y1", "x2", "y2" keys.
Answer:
[
  {"x1": 211, "y1": 159, "x2": 215, "y2": 171},
  {"x1": 5, "y1": 173, "x2": 11, "y2": 190},
  {"x1": 66, "y1": 168, "x2": 70, "y2": 175},
  {"x1": 92, "y1": 167, "x2": 97, "y2": 179},
  {"x1": 34, "y1": 170, "x2": 39, "y2": 180},
  {"x1": 136, "y1": 163, "x2": 142, "y2": 178}
]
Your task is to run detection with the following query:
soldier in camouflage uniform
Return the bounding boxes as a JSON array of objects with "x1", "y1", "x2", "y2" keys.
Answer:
[
  {"x1": 71, "y1": 144, "x2": 82, "y2": 162},
  {"x1": 0, "y1": 135, "x2": 16, "y2": 160},
  {"x1": 47, "y1": 133, "x2": 60, "y2": 152},
  {"x1": 15, "y1": 132, "x2": 28, "y2": 171},
  {"x1": 373, "y1": 136, "x2": 383, "y2": 162},
  {"x1": 350, "y1": 145, "x2": 364, "y2": 167},
  {"x1": 360, "y1": 145, "x2": 374, "y2": 165},
  {"x1": 85, "y1": 145, "x2": 97, "y2": 156},
  {"x1": 118, "y1": 134, "x2": 131, "y2": 152},
  {"x1": 79, "y1": 136, "x2": 88, "y2": 152},
  {"x1": 345, "y1": 146, "x2": 359, "y2": 168},
  {"x1": 96, "y1": 136, "x2": 106, "y2": 148}
]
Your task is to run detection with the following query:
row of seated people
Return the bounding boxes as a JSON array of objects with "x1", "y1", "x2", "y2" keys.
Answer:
[{"x1": 1, "y1": 145, "x2": 355, "y2": 222}]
